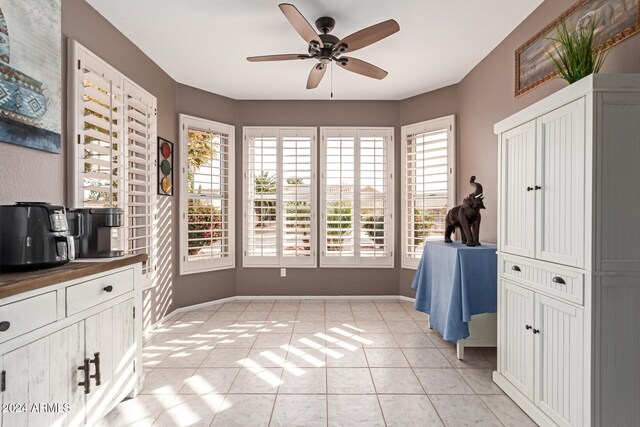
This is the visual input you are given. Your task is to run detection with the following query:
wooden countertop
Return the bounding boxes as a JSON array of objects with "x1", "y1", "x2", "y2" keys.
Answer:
[{"x1": 0, "y1": 254, "x2": 147, "y2": 300}]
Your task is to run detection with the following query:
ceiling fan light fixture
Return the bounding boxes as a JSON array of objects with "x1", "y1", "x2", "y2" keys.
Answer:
[{"x1": 248, "y1": 4, "x2": 399, "y2": 89}]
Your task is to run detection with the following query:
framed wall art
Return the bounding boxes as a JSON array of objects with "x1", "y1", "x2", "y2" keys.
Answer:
[
  {"x1": 515, "y1": 0, "x2": 640, "y2": 97},
  {"x1": 0, "y1": 0, "x2": 62, "y2": 153},
  {"x1": 158, "y1": 137, "x2": 174, "y2": 196}
]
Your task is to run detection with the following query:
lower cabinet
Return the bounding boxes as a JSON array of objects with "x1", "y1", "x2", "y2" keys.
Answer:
[
  {"x1": 499, "y1": 278, "x2": 584, "y2": 427},
  {"x1": 0, "y1": 264, "x2": 141, "y2": 427}
]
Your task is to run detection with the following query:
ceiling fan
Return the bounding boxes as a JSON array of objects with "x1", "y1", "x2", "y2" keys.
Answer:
[{"x1": 247, "y1": 3, "x2": 399, "y2": 89}]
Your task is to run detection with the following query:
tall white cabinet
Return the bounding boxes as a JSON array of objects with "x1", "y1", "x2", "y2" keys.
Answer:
[{"x1": 494, "y1": 74, "x2": 640, "y2": 427}]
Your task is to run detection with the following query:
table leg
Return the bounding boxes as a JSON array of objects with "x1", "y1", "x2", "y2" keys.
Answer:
[{"x1": 456, "y1": 340, "x2": 464, "y2": 360}]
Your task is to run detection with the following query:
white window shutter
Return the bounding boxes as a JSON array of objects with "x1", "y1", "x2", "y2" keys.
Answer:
[
  {"x1": 401, "y1": 116, "x2": 455, "y2": 269},
  {"x1": 69, "y1": 40, "x2": 159, "y2": 287},
  {"x1": 243, "y1": 127, "x2": 317, "y2": 267},
  {"x1": 180, "y1": 115, "x2": 235, "y2": 274},
  {"x1": 320, "y1": 128, "x2": 394, "y2": 268},
  {"x1": 124, "y1": 81, "x2": 158, "y2": 285}
]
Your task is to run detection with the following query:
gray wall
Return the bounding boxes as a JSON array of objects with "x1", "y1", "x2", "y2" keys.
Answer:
[{"x1": 2, "y1": 0, "x2": 640, "y2": 309}]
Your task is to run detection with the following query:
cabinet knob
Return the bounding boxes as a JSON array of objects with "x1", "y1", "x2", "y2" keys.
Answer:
[
  {"x1": 525, "y1": 325, "x2": 532, "y2": 330},
  {"x1": 535, "y1": 185, "x2": 542, "y2": 190},
  {"x1": 533, "y1": 329, "x2": 540, "y2": 334},
  {"x1": 526, "y1": 186, "x2": 534, "y2": 192},
  {"x1": 511, "y1": 265, "x2": 521, "y2": 272},
  {"x1": 552, "y1": 276, "x2": 566, "y2": 285},
  {"x1": 0, "y1": 321, "x2": 10, "y2": 332},
  {"x1": 103, "y1": 285, "x2": 114, "y2": 293}
]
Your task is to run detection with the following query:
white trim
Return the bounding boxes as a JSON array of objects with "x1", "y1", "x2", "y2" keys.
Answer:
[
  {"x1": 179, "y1": 114, "x2": 236, "y2": 275},
  {"x1": 400, "y1": 115, "x2": 456, "y2": 269}
]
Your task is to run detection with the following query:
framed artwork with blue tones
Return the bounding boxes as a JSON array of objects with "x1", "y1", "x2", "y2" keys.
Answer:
[{"x1": 0, "y1": 0, "x2": 61, "y2": 153}]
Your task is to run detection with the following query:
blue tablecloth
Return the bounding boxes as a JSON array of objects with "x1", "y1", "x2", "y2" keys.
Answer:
[{"x1": 411, "y1": 241, "x2": 497, "y2": 342}]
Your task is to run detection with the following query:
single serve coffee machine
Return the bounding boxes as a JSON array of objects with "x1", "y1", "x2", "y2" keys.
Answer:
[{"x1": 67, "y1": 208, "x2": 124, "y2": 258}]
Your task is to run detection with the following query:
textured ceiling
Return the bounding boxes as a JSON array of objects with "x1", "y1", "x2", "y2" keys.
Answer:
[{"x1": 87, "y1": 0, "x2": 543, "y2": 100}]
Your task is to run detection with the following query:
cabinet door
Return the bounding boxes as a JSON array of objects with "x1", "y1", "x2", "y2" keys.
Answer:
[
  {"x1": 2, "y1": 322, "x2": 85, "y2": 427},
  {"x1": 499, "y1": 279, "x2": 535, "y2": 399},
  {"x1": 500, "y1": 121, "x2": 536, "y2": 257},
  {"x1": 84, "y1": 307, "x2": 113, "y2": 426},
  {"x1": 534, "y1": 294, "x2": 584, "y2": 427},
  {"x1": 536, "y1": 99, "x2": 585, "y2": 268},
  {"x1": 84, "y1": 299, "x2": 135, "y2": 426}
]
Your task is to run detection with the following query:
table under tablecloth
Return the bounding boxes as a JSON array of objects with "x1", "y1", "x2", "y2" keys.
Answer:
[{"x1": 411, "y1": 241, "x2": 497, "y2": 342}]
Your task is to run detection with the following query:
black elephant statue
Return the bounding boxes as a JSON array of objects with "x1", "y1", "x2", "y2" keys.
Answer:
[{"x1": 444, "y1": 176, "x2": 485, "y2": 247}]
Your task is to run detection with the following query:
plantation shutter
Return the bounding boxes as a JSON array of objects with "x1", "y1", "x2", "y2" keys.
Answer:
[
  {"x1": 321, "y1": 128, "x2": 394, "y2": 267},
  {"x1": 401, "y1": 116, "x2": 455, "y2": 269},
  {"x1": 281, "y1": 130, "x2": 314, "y2": 261},
  {"x1": 180, "y1": 115, "x2": 235, "y2": 274},
  {"x1": 70, "y1": 42, "x2": 159, "y2": 282},
  {"x1": 244, "y1": 128, "x2": 316, "y2": 267},
  {"x1": 124, "y1": 81, "x2": 157, "y2": 285}
]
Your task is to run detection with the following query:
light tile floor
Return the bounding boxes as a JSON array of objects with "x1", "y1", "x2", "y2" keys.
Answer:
[{"x1": 100, "y1": 299, "x2": 537, "y2": 427}]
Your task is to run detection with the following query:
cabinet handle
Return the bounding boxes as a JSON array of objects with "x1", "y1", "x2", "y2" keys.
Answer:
[
  {"x1": 90, "y1": 352, "x2": 101, "y2": 386},
  {"x1": 533, "y1": 329, "x2": 540, "y2": 334},
  {"x1": 0, "y1": 321, "x2": 10, "y2": 332},
  {"x1": 525, "y1": 325, "x2": 532, "y2": 330},
  {"x1": 78, "y1": 359, "x2": 91, "y2": 394},
  {"x1": 526, "y1": 186, "x2": 534, "y2": 191},
  {"x1": 552, "y1": 276, "x2": 566, "y2": 285},
  {"x1": 511, "y1": 265, "x2": 521, "y2": 272},
  {"x1": 535, "y1": 185, "x2": 542, "y2": 190},
  {"x1": 103, "y1": 285, "x2": 114, "y2": 293}
]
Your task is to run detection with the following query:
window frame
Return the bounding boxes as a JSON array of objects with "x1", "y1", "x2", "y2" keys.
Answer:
[
  {"x1": 68, "y1": 40, "x2": 158, "y2": 290},
  {"x1": 320, "y1": 127, "x2": 395, "y2": 268},
  {"x1": 401, "y1": 115, "x2": 456, "y2": 269},
  {"x1": 242, "y1": 126, "x2": 318, "y2": 268},
  {"x1": 179, "y1": 114, "x2": 235, "y2": 275}
]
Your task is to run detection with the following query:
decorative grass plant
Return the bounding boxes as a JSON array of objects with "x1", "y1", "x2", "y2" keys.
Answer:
[{"x1": 547, "y1": 19, "x2": 607, "y2": 84}]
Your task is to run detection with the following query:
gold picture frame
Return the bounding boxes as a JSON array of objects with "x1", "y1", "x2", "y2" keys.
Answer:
[{"x1": 515, "y1": 0, "x2": 640, "y2": 97}]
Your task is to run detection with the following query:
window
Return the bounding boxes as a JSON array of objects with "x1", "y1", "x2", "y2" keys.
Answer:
[
  {"x1": 320, "y1": 128, "x2": 394, "y2": 267},
  {"x1": 243, "y1": 127, "x2": 317, "y2": 267},
  {"x1": 179, "y1": 115, "x2": 235, "y2": 274},
  {"x1": 401, "y1": 116, "x2": 456, "y2": 269},
  {"x1": 68, "y1": 41, "x2": 158, "y2": 288}
]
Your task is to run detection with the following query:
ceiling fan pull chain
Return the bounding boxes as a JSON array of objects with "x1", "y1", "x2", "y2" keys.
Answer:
[{"x1": 330, "y1": 61, "x2": 334, "y2": 99}]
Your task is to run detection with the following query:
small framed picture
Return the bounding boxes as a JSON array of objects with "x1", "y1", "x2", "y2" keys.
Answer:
[{"x1": 158, "y1": 137, "x2": 174, "y2": 196}]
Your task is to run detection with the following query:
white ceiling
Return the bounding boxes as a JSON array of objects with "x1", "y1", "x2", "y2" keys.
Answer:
[{"x1": 86, "y1": 0, "x2": 543, "y2": 100}]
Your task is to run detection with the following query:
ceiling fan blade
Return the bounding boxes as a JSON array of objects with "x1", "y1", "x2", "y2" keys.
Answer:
[
  {"x1": 279, "y1": 3, "x2": 324, "y2": 48},
  {"x1": 306, "y1": 64, "x2": 327, "y2": 89},
  {"x1": 336, "y1": 19, "x2": 399, "y2": 53},
  {"x1": 337, "y1": 57, "x2": 388, "y2": 80},
  {"x1": 247, "y1": 54, "x2": 310, "y2": 62}
]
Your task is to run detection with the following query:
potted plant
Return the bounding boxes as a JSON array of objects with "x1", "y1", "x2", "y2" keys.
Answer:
[{"x1": 547, "y1": 19, "x2": 607, "y2": 84}]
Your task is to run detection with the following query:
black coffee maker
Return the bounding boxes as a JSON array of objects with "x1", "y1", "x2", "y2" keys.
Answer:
[
  {"x1": 67, "y1": 208, "x2": 124, "y2": 258},
  {"x1": 0, "y1": 202, "x2": 75, "y2": 271}
]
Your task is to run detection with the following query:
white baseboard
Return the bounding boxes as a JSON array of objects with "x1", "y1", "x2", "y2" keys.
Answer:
[{"x1": 148, "y1": 294, "x2": 417, "y2": 334}]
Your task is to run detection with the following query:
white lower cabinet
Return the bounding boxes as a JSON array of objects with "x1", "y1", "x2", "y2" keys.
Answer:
[
  {"x1": 499, "y1": 278, "x2": 584, "y2": 427},
  {"x1": 0, "y1": 263, "x2": 142, "y2": 427},
  {"x1": 535, "y1": 294, "x2": 583, "y2": 427}
]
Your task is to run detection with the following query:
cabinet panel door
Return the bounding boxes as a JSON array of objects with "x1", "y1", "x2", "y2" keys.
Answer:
[
  {"x1": 499, "y1": 279, "x2": 535, "y2": 399},
  {"x1": 85, "y1": 299, "x2": 135, "y2": 426},
  {"x1": 84, "y1": 307, "x2": 113, "y2": 426},
  {"x1": 536, "y1": 99, "x2": 585, "y2": 267},
  {"x1": 535, "y1": 294, "x2": 584, "y2": 427},
  {"x1": 106, "y1": 299, "x2": 135, "y2": 407},
  {"x1": 500, "y1": 121, "x2": 536, "y2": 257},
  {"x1": 2, "y1": 322, "x2": 85, "y2": 427}
]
